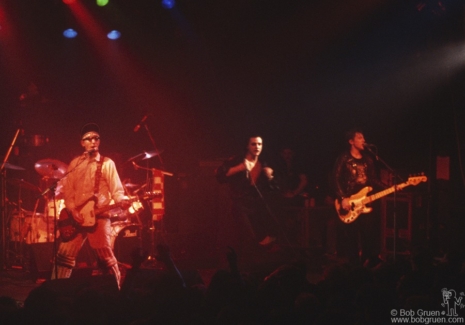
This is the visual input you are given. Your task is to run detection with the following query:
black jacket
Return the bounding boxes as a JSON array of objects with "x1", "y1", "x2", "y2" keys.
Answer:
[
  {"x1": 332, "y1": 151, "x2": 386, "y2": 201},
  {"x1": 216, "y1": 155, "x2": 277, "y2": 199}
]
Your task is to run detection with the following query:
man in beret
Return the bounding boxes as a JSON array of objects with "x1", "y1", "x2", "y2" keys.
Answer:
[{"x1": 51, "y1": 123, "x2": 129, "y2": 287}]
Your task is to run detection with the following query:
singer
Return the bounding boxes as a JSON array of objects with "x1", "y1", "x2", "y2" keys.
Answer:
[
  {"x1": 216, "y1": 135, "x2": 279, "y2": 258},
  {"x1": 332, "y1": 128, "x2": 387, "y2": 267},
  {"x1": 51, "y1": 122, "x2": 130, "y2": 287}
]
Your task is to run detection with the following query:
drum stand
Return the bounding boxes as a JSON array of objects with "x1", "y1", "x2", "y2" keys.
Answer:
[
  {"x1": 40, "y1": 182, "x2": 59, "y2": 279},
  {"x1": 1, "y1": 128, "x2": 22, "y2": 270},
  {"x1": 132, "y1": 162, "x2": 173, "y2": 268},
  {"x1": 7, "y1": 187, "x2": 26, "y2": 269}
]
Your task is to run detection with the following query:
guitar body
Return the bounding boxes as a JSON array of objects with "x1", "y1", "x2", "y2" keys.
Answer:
[
  {"x1": 58, "y1": 209, "x2": 80, "y2": 242},
  {"x1": 335, "y1": 186, "x2": 373, "y2": 224},
  {"x1": 58, "y1": 197, "x2": 99, "y2": 242},
  {"x1": 79, "y1": 199, "x2": 97, "y2": 227}
]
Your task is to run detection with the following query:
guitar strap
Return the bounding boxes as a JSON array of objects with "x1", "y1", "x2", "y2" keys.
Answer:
[{"x1": 93, "y1": 156, "x2": 104, "y2": 208}]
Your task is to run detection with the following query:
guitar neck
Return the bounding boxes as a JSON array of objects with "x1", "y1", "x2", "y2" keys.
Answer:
[
  {"x1": 363, "y1": 184, "x2": 406, "y2": 205},
  {"x1": 94, "y1": 198, "x2": 135, "y2": 215},
  {"x1": 94, "y1": 204, "x2": 120, "y2": 215}
]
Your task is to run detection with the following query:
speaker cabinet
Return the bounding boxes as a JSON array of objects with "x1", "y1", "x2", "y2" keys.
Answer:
[
  {"x1": 29, "y1": 240, "x2": 98, "y2": 281},
  {"x1": 381, "y1": 193, "x2": 412, "y2": 256},
  {"x1": 39, "y1": 274, "x2": 119, "y2": 298},
  {"x1": 29, "y1": 242, "x2": 54, "y2": 280}
]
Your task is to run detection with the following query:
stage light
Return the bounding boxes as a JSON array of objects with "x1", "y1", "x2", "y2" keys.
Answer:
[
  {"x1": 107, "y1": 30, "x2": 121, "y2": 40},
  {"x1": 161, "y1": 0, "x2": 175, "y2": 9},
  {"x1": 96, "y1": 0, "x2": 109, "y2": 7},
  {"x1": 63, "y1": 0, "x2": 77, "y2": 4},
  {"x1": 63, "y1": 28, "x2": 78, "y2": 38}
]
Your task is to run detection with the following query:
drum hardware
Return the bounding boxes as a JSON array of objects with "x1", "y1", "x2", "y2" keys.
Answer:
[
  {"x1": 40, "y1": 182, "x2": 63, "y2": 242},
  {"x1": 1, "y1": 128, "x2": 24, "y2": 270},
  {"x1": 127, "y1": 116, "x2": 166, "y2": 266},
  {"x1": 3, "y1": 174, "x2": 62, "y2": 268},
  {"x1": 6, "y1": 196, "x2": 43, "y2": 268},
  {"x1": 130, "y1": 159, "x2": 173, "y2": 267}
]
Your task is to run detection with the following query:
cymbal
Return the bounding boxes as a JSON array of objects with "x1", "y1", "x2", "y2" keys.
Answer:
[
  {"x1": 142, "y1": 150, "x2": 163, "y2": 160},
  {"x1": 7, "y1": 178, "x2": 40, "y2": 192},
  {"x1": 35, "y1": 159, "x2": 68, "y2": 178},
  {"x1": 124, "y1": 182, "x2": 140, "y2": 188},
  {"x1": 126, "y1": 150, "x2": 162, "y2": 163},
  {"x1": 2, "y1": 162, "x2": 25, "y2": 171}
]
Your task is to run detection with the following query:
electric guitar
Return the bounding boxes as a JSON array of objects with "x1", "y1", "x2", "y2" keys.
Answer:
[
  {"x1": 335, "y1": 175, "x2": 427, "y2": 224},
  {"x1": 58, "y1": 192, "x2": 161, "y2": 242}
]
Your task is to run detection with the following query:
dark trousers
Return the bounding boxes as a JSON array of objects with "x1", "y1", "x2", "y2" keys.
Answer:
[
  {"x1": 232, "y1": 196, "x2": 277, "y2": 242},
  {"x1": 339, "y1": 202, "x2": 381, "y2": 265}
]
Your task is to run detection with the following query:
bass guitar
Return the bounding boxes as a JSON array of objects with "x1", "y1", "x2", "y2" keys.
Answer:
[{"x1": 335, "y1": 175, "x2": 427, "y2": 224}]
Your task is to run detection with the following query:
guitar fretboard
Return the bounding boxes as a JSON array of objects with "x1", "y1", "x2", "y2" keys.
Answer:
[{"x1": 362, "y1": 184, "x2": 405, "y2": 205}]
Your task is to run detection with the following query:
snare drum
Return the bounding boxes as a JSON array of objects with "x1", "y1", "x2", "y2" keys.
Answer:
[{"x1": 110, "y1": 223, "x2": 141, "y2": 265}]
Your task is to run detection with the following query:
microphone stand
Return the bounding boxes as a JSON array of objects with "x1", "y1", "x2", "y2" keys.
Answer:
[
  {"x1": 135, "y1": 118, "x2": 170, "y2": 266},
  {"x1": 38, "y1": 153, "x2": 89, "y2": 279},
  {"x1": 1, "y1": 128, "x2": 22, "y2": 270},
  {"x1": 364, "y1": 145, "x2": 403, "y2": 263},
  {"x1": 250, "y1": 176, "x2": 299, "y2": 257},
  {"x1": 141, "y1": 121, "x2": 164, "y2": 168}
]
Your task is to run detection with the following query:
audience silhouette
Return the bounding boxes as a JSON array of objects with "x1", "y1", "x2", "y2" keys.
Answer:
[{"x1": 0, "y1": 244, "x2": 464, "y2": 324}]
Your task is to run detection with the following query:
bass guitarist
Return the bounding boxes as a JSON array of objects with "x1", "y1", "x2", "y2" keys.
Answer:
[
  {"x1": 51, "y1": 122, "x2": 130, "y2": 287},
  {"x1": 332, "y1": 128, "x2": 387, "y2": 267}
]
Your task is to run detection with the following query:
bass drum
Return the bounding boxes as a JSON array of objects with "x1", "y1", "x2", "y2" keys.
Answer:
[
  {"x1": 110, "y1": 223, "x2": 141, "y2": 266},
  {"x1": 9, "y1": 211, "x2": 56, "y2": 243}
]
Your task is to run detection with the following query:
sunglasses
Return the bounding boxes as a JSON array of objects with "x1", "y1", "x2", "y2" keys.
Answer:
[{"x1": 82, "y1": 136, "x2": 100, "y2": 142}]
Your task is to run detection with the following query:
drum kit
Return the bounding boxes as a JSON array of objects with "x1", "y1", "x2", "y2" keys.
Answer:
[{"x1": 2, "y1": 149, "x2": 166, "y2": 269}]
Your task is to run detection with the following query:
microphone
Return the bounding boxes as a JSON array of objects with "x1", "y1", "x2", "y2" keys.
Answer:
[
  {"x1": 134, "y1": 115, "x2": 148, "y2": 132},
  {"x1": 84, "y1": 149, "x2": 96, "y2": 155},
  {"x1": 363, "y1": 143, "x2": 376, "y2": 149}
]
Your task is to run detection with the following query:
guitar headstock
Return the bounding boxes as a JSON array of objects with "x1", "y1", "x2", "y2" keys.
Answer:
[
  {"x1": 141, "y1": 190, "x2": 163, "y2": 200},
  {"x1": 406, "y1": 173, "x2": 427, "y2": 186}
]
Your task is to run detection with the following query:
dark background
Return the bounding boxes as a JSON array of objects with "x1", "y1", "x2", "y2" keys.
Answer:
[{"x1": 1, "y1": 0, "x2": 464, "y2": 252}]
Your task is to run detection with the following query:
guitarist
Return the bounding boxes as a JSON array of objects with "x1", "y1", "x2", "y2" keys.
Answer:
[
  {"x1": 51, "y1": 123, "x2": 130, "y2": 287},
  {"x1": 332, "y1": 128, "x2": 387, "y2": 267}
]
